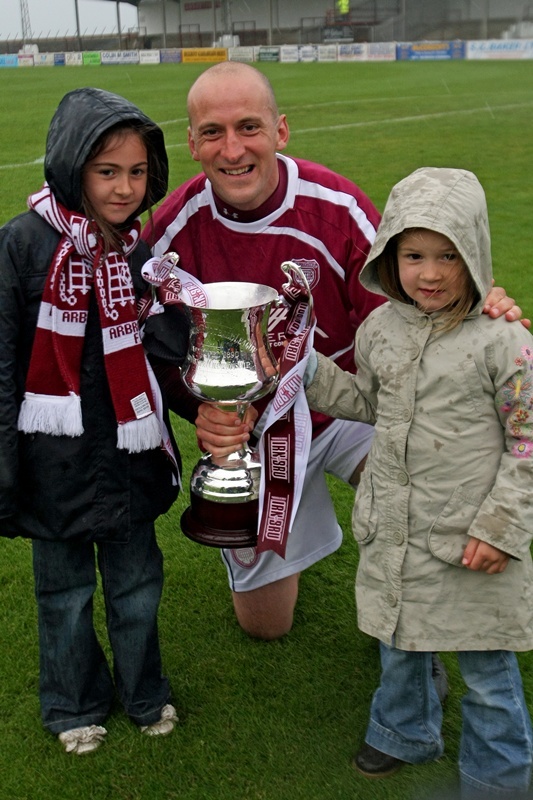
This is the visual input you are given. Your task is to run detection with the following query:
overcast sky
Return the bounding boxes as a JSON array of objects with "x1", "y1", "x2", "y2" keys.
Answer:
[{"x1": 1, "y1": 0, "x2": 139, "y2": 40}]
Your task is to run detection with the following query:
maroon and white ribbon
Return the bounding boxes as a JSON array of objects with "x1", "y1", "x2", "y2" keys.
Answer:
[
  {"x1": 257, "y1": 268, "x2": 316, "y2": 559},
  {"x1": 140, "y1": 253, "x2": 208, "y2": 322}
]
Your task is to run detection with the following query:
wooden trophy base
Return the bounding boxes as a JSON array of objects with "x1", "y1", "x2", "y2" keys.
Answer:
[{"x1": 181, "y1": 492, "x2": 258, "y2": 548}]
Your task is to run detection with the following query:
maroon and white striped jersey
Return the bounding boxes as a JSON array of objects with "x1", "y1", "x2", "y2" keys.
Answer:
[{"x1": 147, "y1": 154, "x2": 384, "y2": 436}]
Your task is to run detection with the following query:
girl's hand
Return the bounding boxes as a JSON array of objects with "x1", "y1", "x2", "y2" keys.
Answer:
[
  {"x1": 462, "y1": 537, "x2": 510, "y2": 574},
  {"x1": 195, "y1": 403, "x2": 258, "y2": 457},
  {"x1": 483, "y1": 282, "x2": 531, "y2": 329}
]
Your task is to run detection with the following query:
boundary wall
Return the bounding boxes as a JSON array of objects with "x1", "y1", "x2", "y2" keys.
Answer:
[{"x1": 3, "y1": 39, "x2": 533, "y2": 67}]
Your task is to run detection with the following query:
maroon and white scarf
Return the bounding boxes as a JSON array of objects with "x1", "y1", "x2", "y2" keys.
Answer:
[{"x1": 18, "y1": 183, "x2": 162, "y2": 453}]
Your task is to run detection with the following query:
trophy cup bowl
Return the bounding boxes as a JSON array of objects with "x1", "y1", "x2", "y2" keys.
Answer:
[{"x1": 180, "y1": 281, "x2": 280, "y2": 548}]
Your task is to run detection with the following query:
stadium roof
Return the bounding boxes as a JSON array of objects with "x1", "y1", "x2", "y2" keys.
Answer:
[
  {"x1": 97, "y1": 1, "x2": 179, "y2": 6},
  {"x1": 98, "y1": 1, "x2": 141, "y2": 6}
]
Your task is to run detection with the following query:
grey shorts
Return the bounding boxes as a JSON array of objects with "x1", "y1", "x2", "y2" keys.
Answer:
[{"x1": 221, "y1": 418, "x2": 374, "y2": 592}]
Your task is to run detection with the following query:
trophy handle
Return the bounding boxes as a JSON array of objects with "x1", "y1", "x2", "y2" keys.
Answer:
[
  {"x1": 148, "y1": 251, "x2": 182, "y2": 305},
  {"x1": 280, "y1": 261, "x2": 314, "y2": 325}
]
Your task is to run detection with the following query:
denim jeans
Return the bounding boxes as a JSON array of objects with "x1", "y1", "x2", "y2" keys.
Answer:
[
  {"x1": 365, "y1": 643, "x2": 532, "y2": 796},
  {"x1": 32, "y1": 521, "x2": 171, "y2": 734}
]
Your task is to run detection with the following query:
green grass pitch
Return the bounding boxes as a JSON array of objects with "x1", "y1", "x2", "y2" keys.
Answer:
[{"x1": 0, "y1": 59, "x2": 532, "y2": 800}]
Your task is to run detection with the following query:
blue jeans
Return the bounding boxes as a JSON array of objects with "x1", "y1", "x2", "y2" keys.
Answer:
[
  {"x1": 365, "y1": 643, "x2": 532, "y2": 796},
  {"x1": 32, "y1": 522, "x2": 171, "y2": 734}
]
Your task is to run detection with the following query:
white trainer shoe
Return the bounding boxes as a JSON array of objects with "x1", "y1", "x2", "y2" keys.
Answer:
[
  {"x1": 58, "y1": 724, "x2": 107, "y2": 755},
  {"x1": 140, "y1": 704, "x2": 178, "y2": 737}
]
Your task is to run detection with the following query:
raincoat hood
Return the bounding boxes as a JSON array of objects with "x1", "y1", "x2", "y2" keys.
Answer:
[
  {"x1": 44, "y1": 87, "x2": 168, "y2": 214},
  {"x1": 360, "y1": 167, "x2": 492, "y2": 314}
]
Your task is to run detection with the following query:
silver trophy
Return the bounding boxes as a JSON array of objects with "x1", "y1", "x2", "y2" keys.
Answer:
[{"x1": 179, "y1": 262, "x2": 311, "y2": 548}]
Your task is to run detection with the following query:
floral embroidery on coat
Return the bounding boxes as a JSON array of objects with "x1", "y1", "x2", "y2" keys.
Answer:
[{"x1": 496, "y1": 352, "x2": 533, "y2": 457}]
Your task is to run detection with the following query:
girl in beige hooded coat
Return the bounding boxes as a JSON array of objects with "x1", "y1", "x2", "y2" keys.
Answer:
[{"x1": 305, "y1": 167, "x2": 533, "y2": 797}]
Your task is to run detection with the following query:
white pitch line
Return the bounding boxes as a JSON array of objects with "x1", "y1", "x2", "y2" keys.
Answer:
[
  {"x1": 157, "y1": 92, "x2": 524, "y2": 118},
  {"x1": 158, "y1": 117, "x2": 189, "y2": 125},
  {"x1": 0, "y1": 156, "x2": 45, "y2": 171},
  {"x1": 288, "y1": 101, "x2": 533, "y2": 135},
  {"x1": 2, "y1": 101, "x2": 533, "y2": 168}
]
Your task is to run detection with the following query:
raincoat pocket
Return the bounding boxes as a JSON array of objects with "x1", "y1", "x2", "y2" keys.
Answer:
[
  {"x1": 352, "y1": 471, "x2": 379, "y2": 544},
  {"x1": 428, "y1": 486, "x2": 485, "y2": 566}
]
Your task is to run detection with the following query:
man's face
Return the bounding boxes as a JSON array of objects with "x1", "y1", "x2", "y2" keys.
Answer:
[{"x1": 187, "y1": 71, "x2": 290, "y2": 211}]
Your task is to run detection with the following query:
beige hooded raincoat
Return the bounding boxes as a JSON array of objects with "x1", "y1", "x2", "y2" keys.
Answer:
[{"x1": 306, "y1": 167, "x2": 533, "y2": 652}]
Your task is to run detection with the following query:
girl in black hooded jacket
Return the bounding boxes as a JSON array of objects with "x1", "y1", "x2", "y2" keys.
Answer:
[{"x1": 0, "y1": 88, "x2": 182, "y2": 754}]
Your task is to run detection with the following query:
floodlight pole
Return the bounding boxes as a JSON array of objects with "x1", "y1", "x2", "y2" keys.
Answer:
[
  {"x1": 400, "y1": 0, "x2": 406, "y2": 41},
  {"x1": 480, "y1": 0, "x2": 489, "y2": 39},
  {"x1": 20, "y1": 0, "x2": 33, "y2": 44},
  {"x1": 116, "y1": 1, "x2": 122, "y2": 48},
  {"x1": 74, "y1": 0, "x2": 82, "y2": 50},
  {"x1": 177, "y1": 0, "x2": 182, "y2": 46}
]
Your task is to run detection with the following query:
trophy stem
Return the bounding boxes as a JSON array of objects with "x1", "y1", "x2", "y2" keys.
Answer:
[
  {"x1": 213, "y1": 400, "x2": 250, "y2": 460},
  {"x1": 235, "y1": 401, "x2": 248, "y2": 459}
]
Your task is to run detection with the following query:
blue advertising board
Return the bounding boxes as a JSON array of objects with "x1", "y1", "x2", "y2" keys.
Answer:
[{"x1": 397, "y1": 41, "x2": 465, "y2": 60}]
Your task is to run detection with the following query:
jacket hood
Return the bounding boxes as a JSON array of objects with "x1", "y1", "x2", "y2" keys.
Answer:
[
  {"x1": 360, "y1": 167, "x2": 492, "y2": 313},
  {"x1": 44, "y1": 87, "x2": 168, "y2": 214}
]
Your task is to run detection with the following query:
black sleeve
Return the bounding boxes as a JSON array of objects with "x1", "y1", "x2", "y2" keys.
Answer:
[
  {"x1": 142, "y1": 304, "x2": 190, "y2": 368},
  {"x1": 151, "y1": 361, "x2": 200, "y2": 425}
]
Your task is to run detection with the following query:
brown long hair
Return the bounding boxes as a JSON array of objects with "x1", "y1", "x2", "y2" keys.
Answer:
[
  {"x1": 377, "y1": 229, "x2": 479, "y2": 334},
  {"x1": 81, "y1": 121, "x2": 160, "y2": 255}
]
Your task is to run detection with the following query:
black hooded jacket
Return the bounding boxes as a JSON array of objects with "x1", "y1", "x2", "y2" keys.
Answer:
[{"x1": 0, "y1": 88, "x2": 181, "y2": 541}]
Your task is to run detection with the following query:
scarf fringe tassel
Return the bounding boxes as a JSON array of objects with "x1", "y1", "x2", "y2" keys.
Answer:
[
  {"x1": 117, "y1": 413, "x2": 162, "y2": 453},
  {"x1": 18, "y1": 392, "x2": 83, "y2": 437}
]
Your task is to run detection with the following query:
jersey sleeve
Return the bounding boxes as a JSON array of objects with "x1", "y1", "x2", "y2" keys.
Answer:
[{"x1": 342, "y1": 187, "x2": 385, "y2": 330}]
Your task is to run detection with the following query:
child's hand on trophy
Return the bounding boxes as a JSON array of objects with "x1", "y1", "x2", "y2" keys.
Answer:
[{"x1": 195, "y1": 404, "x2": 258, "y2": 456}]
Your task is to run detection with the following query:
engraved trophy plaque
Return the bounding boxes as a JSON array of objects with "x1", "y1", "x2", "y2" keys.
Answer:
[{"x1": 179, "y1": 263, "x2": 311, "y2": 549}]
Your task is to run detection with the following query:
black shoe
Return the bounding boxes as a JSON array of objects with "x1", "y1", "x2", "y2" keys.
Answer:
[
  {"x1": 431, "y1": 653, "x2": 449, "y2": 704},
  {"x1": 353, "y1": 743, "x2": 405, "y2": 778}
]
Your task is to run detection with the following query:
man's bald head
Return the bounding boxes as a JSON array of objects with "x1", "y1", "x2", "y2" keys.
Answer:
[{"x1": 187, "y1": 62, "x2": 280, "y2": 125}]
